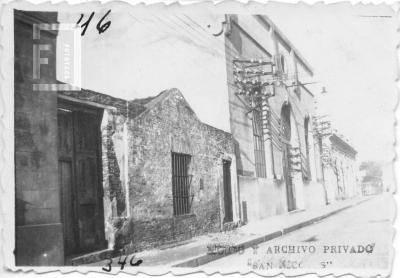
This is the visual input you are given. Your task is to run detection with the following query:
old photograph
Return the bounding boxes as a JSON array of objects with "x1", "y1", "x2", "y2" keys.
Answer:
[{"x1": 0, "y1": 1, "x2": 397, "y2": 277}]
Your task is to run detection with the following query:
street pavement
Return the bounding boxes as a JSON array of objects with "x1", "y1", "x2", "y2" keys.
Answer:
[{"x1": 202, "y1": 193, "x2": 394, "y2": 272}]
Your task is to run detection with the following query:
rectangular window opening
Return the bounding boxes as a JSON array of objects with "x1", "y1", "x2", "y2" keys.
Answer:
[
  {"x1": 252, "y1": 108, "x2": 267, "y2": 178},
  {"x1": 171, "y1": 152, "x2": 192, "y2": 216}
]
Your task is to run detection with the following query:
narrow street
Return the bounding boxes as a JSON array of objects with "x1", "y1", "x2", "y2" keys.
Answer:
[{"x1": 203, "y1": 193, "x2": 394, "y2": 271}]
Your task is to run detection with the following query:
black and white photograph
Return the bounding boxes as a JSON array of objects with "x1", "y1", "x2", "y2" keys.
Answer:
[{"x1": 0, "y1": 1, "x2": 398, "y2": 277}]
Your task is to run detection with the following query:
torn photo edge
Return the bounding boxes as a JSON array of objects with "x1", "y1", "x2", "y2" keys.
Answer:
[{"x1": 0, "y1": 0, "x2": 398, "y2": 276}]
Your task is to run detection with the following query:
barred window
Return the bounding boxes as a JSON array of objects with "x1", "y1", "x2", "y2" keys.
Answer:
[
  {"x1": 252, "y1": 109, "x2": 267, "y2": 178},
  {"x1": 171, "y1": 152, "x2": 191, "y2": 216}
]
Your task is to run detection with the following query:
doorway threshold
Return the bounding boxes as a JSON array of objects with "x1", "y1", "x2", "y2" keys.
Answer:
[{"x1": 288, "y1": 208, "x2": 306, "y2": 215}]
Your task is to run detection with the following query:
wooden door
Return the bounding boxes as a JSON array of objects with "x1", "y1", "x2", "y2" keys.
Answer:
[
  {"x1": 74, "y1": 110, "x2": 105, "y2": 252},
  {"x1": 58, "y1": 102, "x2": 106, "y2": 256},
  {"x1": 58, "y1": 109, "x2": 78, "y2": 255},
  {"x1": 223, "y1": 160, "x2": 233, "y2": 223}
]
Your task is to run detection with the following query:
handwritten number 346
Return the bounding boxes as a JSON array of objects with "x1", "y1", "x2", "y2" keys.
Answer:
[
  {"x1": 77, "y1": 9, "x2": 111, "y2": 36},
  {"x1": 102, "y1": 255, "x2": 143, "y2": 272}
]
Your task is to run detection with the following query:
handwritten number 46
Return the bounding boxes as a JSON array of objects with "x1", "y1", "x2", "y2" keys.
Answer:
[
  {"x1": 77, "y1": 9, "x2": 111, "y2": 36},
  {"x1": 102, "y1": 254, "x2": 143, "y2": 272}
]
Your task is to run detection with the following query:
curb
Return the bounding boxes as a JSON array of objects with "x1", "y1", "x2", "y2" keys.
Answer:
[
  {"x1": 173, "y1": 197, "x2": 372, "y2": 268},
  {"x1": 70, "y1": 248, "x2": 122, "y2": 266}
]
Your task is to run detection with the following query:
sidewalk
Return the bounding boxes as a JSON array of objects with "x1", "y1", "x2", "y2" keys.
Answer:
[{"x1": 86, "y1": 196, "x2": 373, "y2": 268}]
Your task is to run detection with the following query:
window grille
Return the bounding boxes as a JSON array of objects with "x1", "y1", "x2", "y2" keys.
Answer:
[
  {"x1": 171, "y1": 152, "x2": 192, "y2": 216},
  {"x1": 252, "y1": 109, "x2": 267, "y2": 178}
]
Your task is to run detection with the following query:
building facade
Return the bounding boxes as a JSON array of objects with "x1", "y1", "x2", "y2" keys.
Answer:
[
  {"x1": 320, "y1": 133, "x2": 358, "y2": 202},
  {"x1": 14, "y1": 10, "x2": 358, "y2": 266},
  {"x1": 14, "y1": 11, "x2": 238, "y2": 265},
  {"x1": 224, "y1": 15, "x2": 327, "y2": 222}
]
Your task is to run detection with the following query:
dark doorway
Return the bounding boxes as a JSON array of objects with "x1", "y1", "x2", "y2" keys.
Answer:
[
  {"x1": 58, "y1": 100, "x2": 106, "y2": 256},
  {"x1": 281, "y1": 104, "x2": 296, "y2": 212},
  {"x1": 223, "y1": 160, "x2": 233, "y2": 223}
]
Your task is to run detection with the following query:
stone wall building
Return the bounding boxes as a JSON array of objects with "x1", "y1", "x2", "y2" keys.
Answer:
[
  {"x1": 118, "y1": 89, "x2": 238, "y2": 252},
  {"x1": 14, "y1": 11, "x2": 238, "y2": 265}
]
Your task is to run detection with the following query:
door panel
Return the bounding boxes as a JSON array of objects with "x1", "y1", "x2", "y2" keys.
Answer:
[
  {"x1": 59, "y1": 160, "x2": 77, "y2": 254},
  {"x1": 74, "y1": 110, "x2": 105, "y2": 252},
  {"x1": 76, "y1": 156, "x2": 99, "y2": 250},
  {"x1": 58, "y1": 111, "x2": 78, "y2": 255}
]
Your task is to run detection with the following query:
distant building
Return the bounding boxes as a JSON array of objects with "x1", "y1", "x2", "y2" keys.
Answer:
[
  {"x1": 381, "y1": 163, "x2": 395, "y2": 193},
  {"x1": 361, "y1": 181, "x2": 383, "y2": 196},
  {"x1": 359, "y1": 162, "x2": 385, "y2": 196},
  {"x1": 320, "y1": 133, "x2": 358, "y2": 202}
]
